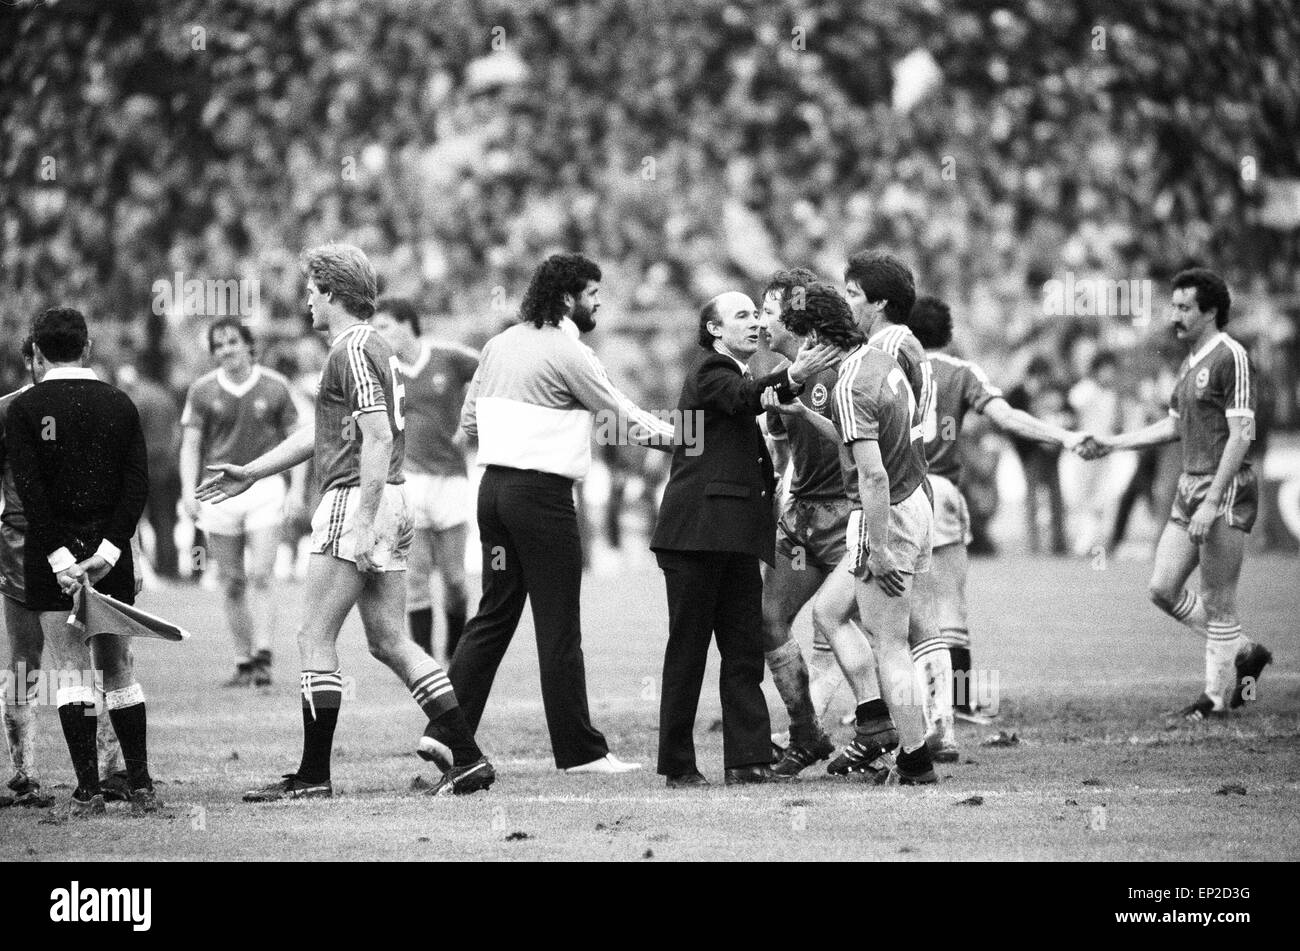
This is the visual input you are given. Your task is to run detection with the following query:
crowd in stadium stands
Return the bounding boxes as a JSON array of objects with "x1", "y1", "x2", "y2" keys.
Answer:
[{"x1": 2, "y1": 1, "x2": 1298, "y2": 567}]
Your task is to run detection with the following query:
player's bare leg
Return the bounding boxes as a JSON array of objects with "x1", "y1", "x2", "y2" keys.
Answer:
[
  {"x1": 1199, "y1": 519, "x2": 1268, "y2": 713},
  {"x1": 763, "y1": 557, "x2": 831, "y2": 771},
  {"x1": 1147, "y1": 522, "x2": 1223, "y2": 719},
  {"x1": 429, "y1": 524, "x2": 469, "y2": 663},
  {"x1": 357, "y1": 569, "x2": 491, "y2": 794},
  {"x1": 851, "y1": 572, "x2": 933, "y2": 783},
  {"x1": 2, "y1": 598, "x2": 50, "y2": 804},
  {"x1": 817, "y1": 558, "x2": 905, "y2": 778},
  {"x1": 910, "y1": 567, "x2": 957, "y2": 761},
  {"x1": 244, "y1": 524, "x2": 281, "y2": 684},
  {"x1": 209, "y1": 533, "x2": 256, "y2": 686}
]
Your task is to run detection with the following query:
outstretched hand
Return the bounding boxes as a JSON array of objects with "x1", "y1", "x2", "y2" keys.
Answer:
[{"x1": 196, "y1": 463, "x2": 256, "y2": 503}]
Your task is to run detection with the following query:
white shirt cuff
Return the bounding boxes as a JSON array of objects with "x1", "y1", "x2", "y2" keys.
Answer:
[
  {"x1": 97, "y1": 540, "x2": 122, "y2": 567},
  {"x1": 1224, "y1": 408, "x2": 1255, "y2": 419},
  {"x1": 786, "y1": 369, "x2": 804, "y2": 392},
  {"x1": 48, "y1": 548, "x2": 77, "y2": 573}
]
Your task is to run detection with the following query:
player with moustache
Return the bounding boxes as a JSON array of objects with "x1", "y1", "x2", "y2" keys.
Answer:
[
  {"x1": 181, "y1": 318, "x2": 303, "y2": 688},
  {"x1": 651, "y1": 290, "x2": 838, "y2": 787},
  {"x1": 198, "y1": 244, "x2": 492, "y2": 801},
  {"x1": 1078, "y1": 268, "x2": 1271, "y2": 722}
]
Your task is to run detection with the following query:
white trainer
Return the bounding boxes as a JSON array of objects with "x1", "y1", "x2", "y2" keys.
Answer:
[{"x1": 564, "y1": 753, "x2": 643, "y2": 774}]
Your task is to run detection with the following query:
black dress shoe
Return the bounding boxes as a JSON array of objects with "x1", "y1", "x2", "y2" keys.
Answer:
[
  {"x1": 665, "y1": 771, "x2": 709, "y2": 789},
  {"x1": 724, "y1": 764, "x2": 792, "y2": 785}
]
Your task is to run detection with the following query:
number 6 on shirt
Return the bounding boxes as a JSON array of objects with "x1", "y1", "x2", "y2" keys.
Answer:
[{"x1": 388, "y1": 355, "x2": 407, "y2": 431}]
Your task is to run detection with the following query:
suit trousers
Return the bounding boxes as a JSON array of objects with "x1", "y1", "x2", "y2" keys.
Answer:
[
  {"x1": 655, "y1": 548, "x2": 770, "y2": 775},
  {"x1": 449, "y1": 466, "x2": 608, "y2": 769}
]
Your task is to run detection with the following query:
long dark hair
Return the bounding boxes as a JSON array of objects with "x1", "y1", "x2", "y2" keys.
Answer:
[{"x1": 519, "y1": 253, "x2": 601, "y2": 327}]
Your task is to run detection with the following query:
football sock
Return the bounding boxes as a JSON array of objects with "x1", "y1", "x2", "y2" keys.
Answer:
[
  {"x1": 3, "y1": 687, "x2": 37, "y2": 780},
  {"x1": 409, "y1": 608, "x2": 434, "y2": 655},
  {"x1": 810, "y1": 630, "x2": 849, "y2": 716},
  {"x1": 56, "y1": 686, "x2": 100, "y2": 795},
  {"x1": 409, "y1": 658, "x2": 481, "y2": 764},
  {"x1": 946, "y1": 636, "x2": 972, "y2": 711},
  {"x1": 105, "y1": 684, "x2": 152, "y2": 790},
  {"x1": 765, "y1": 639, "x2": 818, "y2": 745},
  {"x1": 445, "y1": 603, "x2": 466, "y2": 661},
  {"x1": 1205, "y1": 622, "x2": 1245, "y2": 710},
  {"x1": 96, "y1": 702, "x2": 124, "y2": 777},
  {"x1": 1167, "y1": 589, "x2": 1210, "y2": 636},
  {"x1": 912, "y1": 638, "x2": 954, "y2": 731},
  {"x1": 855, "y1": 698, "x2": 890, "y2": 728},
  {"x1": 297, "y1": 670, "x2": 344, "y2": 784}
]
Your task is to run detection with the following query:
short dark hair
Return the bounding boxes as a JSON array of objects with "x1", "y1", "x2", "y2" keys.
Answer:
[
  {"x1": 844, "y1": 251, "x2": 916, "y2": 325},
  {"x1": 763, "y1": 267, "x2": 820, "y2": 309},
  {"x1": 207, "y1": 317, "x2": 255, "y2": 354},
  {"x1": 32, "y1": 307, "x2": 89, "y2": 363},
  {"x1": 697, "y1": 298, "x2": 721, "y2": 350},
  {"x1": 302, "y1": 243, "x2": 378, "y2": 319},
  {"x1": 520, "y1": 253, "x2": 601, "y2": 328},
  {"x1": 375, "y1": 296, "x2": 421, "y2": 337},
  {"x1": 908, "y1": 296, "x2": 953, "y2": 349},
  {"x1": 780, "y1": 282, "x2": 866, "y2": 350},
  {"x1": 1172, "y1": 268, "x2": 1231, "y2": 328}
]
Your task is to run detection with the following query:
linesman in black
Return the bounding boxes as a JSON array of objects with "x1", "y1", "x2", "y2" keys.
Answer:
[{"x1": 7, "y1": 307, "x2": 157, "y2": 815}]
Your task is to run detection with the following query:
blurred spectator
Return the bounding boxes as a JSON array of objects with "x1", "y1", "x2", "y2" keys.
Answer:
[
  {"x1": 1067, "y1": 350, "x2": 1123, "y2": 554},
  {"x1": 1005, "y1": 355, "x2": 1072, "y2": 555},
  {"x1": 115, "y1": 364, "x2": 182, "y2": 577}
]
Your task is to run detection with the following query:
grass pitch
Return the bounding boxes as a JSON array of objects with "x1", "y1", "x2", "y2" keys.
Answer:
[{"x1": 2, "y1": 551, "x2": 1297, "y2": 861}]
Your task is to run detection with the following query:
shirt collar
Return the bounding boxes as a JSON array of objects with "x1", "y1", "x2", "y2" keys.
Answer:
[
  {"x1": 1188, "y1": 331, "x2": 1225, "y2": 368},
  {"x1": 712, "y1": 341, "x2": 749, "y2": 374},
  {"x1": 42, "y1": 367, "x2": 97, "y2": 382},
  {"x1": 332, "y1": 322, "x2": 370, "y2": 345},
  {"x1": 559, "y1": 317, "x2": 581, "y2": 340},
  {"x1": 217, "y1": 364, "x2": 262, "y2": 397}
]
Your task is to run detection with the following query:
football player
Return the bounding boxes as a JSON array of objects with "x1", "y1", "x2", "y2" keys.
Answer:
[
  {"x1": 787, "y1": 283, "x2": 938, "y2": 783},
  {"x1": 1080, "y1": 269, "x2": 1271, "y2": 720},
  {"x1": 758, "y1": 271, "x2": 894, "y2": 775},
  {"x1": 198, "y1": 244, "x2": 493, "y2": 800},
  {"x1": 181, "y1": 318, "x2": 303, "y2": 687},
  {"x1": 372, "y1": 298, "x2": 478, "y2": 663},
  {"x1": 908, "y1": 297, "x2": 1088, "y2": 722}
]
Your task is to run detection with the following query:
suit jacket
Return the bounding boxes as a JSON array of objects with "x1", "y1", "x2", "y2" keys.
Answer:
[{"x1": 651, "y1": 350, "x2": 796, "y2": 565}]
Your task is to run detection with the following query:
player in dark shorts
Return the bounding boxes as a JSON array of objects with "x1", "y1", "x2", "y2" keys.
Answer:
[
  {"x1": 908, "y1": 297, "x2": 1088, "y2": 724},
  {"x1": 372, "y1": 298, "x2": 478, "y2": 663},
  {"x1": 181, "y1": 318, "x2": 302, "y2": 687},
  {"x1": 1082, "y1": 269, "x2": 1271, "y2": 721},
  {"x1": 199, "y1": 244, "x2": 493, "y2": 800}
]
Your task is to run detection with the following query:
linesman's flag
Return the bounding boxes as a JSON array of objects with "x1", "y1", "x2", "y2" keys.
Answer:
[{"x1": 68, "y1": 587, "x2": 190, "y2": 643}]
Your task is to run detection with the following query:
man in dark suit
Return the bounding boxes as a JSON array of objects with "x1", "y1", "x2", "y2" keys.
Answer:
[
  {"x1": 651, "y1": 291, "x2": 837, "y2": 786},
  {"x1": 7, "y1": 307, "x2": 155, "y2": 815}
]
